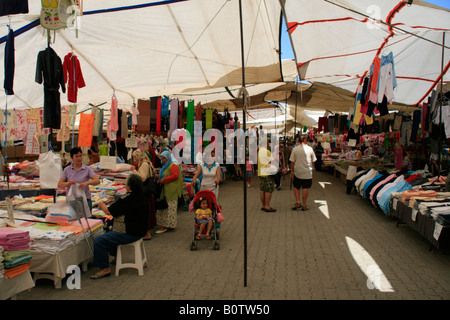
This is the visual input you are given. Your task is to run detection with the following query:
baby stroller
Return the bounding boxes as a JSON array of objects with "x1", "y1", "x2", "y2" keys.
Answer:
[{"x1": 190, "y1": 190, "x2": 222, "y2": 251}]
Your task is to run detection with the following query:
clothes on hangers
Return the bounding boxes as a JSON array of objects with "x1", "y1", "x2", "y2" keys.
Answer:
[
  {"x1": 35, "y1": 47, "x2": 66, "y2": 130},
  {"x1": 62, "y1": 52, "x2": 86, "y2": 103}
]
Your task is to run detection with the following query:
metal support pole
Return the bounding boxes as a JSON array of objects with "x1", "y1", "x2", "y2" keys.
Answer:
[
  {"x1": 438, "y1": 32, "x2": 446, "y2": 175},
  {"x1": 238, "y1": 0, "x2": 248, "y2": 288}
]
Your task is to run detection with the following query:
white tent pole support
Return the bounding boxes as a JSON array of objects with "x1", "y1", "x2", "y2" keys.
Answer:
[
  {"x1": 323, "y1": 0, "x2": 450, "y2": 50},
  {"x1": 59, "y1": 33, "x2": 135, "y2": 101},
  {"x1": 166, "y1": 6, "x2": 211, "y2": 87}
]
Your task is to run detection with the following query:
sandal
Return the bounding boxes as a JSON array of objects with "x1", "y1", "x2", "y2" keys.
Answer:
[
  {"x1": 90, "y1": 271, "x2": 111, "y2": 280},
  {"x1": 206, "y1": 235, "x2": 211, "y2": 240},
  {"x1": 291, "y1": 202, "x2": 302, "y2": 210},
  {"x1": 301, "y1": 205, "x2": 309, "y2": 211},
  {"x1": 195, "y1": 234, "x2": 201, "y2": 240},
  {"x1": 264, "y1": 207, "x2": 277, "y2": 212}
]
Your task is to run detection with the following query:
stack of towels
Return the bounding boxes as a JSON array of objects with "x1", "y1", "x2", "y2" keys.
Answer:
[
  {"x1": 0, "y1": 228, "x2": 32, "y2": 279},
  {"x1": 0, "y1": 246, "x2": 4, "y2": 279}
]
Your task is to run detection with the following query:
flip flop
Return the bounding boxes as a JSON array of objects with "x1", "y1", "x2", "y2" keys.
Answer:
[
  {"x1": 206, "y1": 235, "x2": 211, "y2": 240},
  {"x1": 301, "y1": 206, "x2": 309, "y2": 211},
  {"x1": 195, "y1": 235, "x2": 201, "y2": 240},
  {"x1": 90, "y1": 272, "x2": 111, "y2": 280},
  {"x1": 264, "y1": 207, "x2": 277, "y2": 212}
]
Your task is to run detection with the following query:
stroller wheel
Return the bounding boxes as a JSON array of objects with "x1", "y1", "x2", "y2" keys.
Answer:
[
  {"x1": 190, "y1": 242, "x2": 197, "y2": 251},
  {"x1": 213, "y1": 241, "x2": 220, "y2": 250}
]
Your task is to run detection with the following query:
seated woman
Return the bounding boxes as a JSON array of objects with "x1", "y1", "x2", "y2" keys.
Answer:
[{"x1": 90, "y1": 174, "x2": 149, "y2": 279}]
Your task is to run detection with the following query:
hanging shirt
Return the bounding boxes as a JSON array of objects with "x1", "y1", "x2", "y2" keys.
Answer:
[{"x1": 62, "y1": 53, "x2": 86, "y2": 103}]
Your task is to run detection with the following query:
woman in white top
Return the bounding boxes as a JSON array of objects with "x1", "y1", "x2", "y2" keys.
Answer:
[{"x1": 192, "y1": 149, "x2": 221, "y2": 199}]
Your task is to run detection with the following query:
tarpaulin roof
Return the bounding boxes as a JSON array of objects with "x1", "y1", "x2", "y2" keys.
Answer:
[
  {"x1": 1, "y1": 0, "x2": 449, "y2": 119},
  {"x1": 283, "y1": 0, "x2": 450, "y2": 107},
  {"x1": 0, "y1": 0, "x2": 285, "y2": 110}
]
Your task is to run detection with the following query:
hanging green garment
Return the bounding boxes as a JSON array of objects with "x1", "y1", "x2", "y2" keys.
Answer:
[
  {"x1": 206, "y1": 109, "x2": 213, "y2": 130},
  {"x1": 186, "y1": 100, "x2": 195, "y2": 137}
]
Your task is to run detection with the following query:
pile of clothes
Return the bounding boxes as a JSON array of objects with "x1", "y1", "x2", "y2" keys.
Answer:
[{"x1": 0, "y1": 228, "x2": 31, "y2": 279}]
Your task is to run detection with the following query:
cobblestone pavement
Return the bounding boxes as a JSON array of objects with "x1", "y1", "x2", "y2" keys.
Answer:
[{"x1": 16, "y1": 171, "x2": 450, "y2": 301}]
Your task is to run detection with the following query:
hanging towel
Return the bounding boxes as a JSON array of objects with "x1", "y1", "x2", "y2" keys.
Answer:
[
  {"x1": 206, "y1": 109, "x2": 213, "y2": 130},
  {"x1": 179, "y1": 101, "x2": 184, "y2": 129},
  {"x1": 4, "y1": 28, "x2": 14, "y2": 95},
  {"x1": 110, "y1": 94, "x2": 119, "y2": 132},
  {"x1": 156, "y1": 97, "x2": 162, "y2": 135},
  {"x1": 78, "y1": 112, "x2": 95, "y2": 147},
  {"x1": 187, "y1": 100, "x2": 195, "y2": 137},
  {"x1": 169, "y1": 99, "x2": 179, "y2": 138}
]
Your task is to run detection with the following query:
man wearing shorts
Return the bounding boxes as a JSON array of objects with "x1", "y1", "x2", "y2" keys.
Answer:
[{"x1": 290, "y1": 136, "x2": 316, "y2": 211}]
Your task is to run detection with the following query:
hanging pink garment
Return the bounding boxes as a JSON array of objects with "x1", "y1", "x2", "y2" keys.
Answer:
[{"x1": 110, "y1": 94, "x2": 119, "y2": 132}]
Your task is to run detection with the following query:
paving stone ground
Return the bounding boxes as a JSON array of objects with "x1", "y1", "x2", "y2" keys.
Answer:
[{"x1": 15, "y1": 170, "x2": 450, "y2": 302}]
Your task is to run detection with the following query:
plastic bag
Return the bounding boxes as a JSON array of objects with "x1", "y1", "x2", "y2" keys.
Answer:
[
  {"x1": 66, "y1": 184, "x2": 91, "y2": 218},
  {"x1": 36, "y1": 151, "x2": 62, "y2": 189},
  {"x1": 45, "y1": 201, "x2": 74, "y2": 225}
]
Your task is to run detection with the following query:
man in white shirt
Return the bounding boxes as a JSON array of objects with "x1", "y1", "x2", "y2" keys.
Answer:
[{"x1": 290, "y1": 135, "x2": 316, "y2": 211}]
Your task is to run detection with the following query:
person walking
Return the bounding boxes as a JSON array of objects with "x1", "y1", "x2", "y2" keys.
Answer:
[
  {"x1": 191, "y1": 149, "x2": 221, "y2": 199},
  {"x1": 155, "y1": 151, "x2": 184, "y2": 234},
  {"x1": 290, "y1": 135, "x2": 316, "y2": 211},
  {"x1": 314, "y1": 142, "x2": 325, "y2": 172},
  {"x1": 258, "y1": 146, "x2": 277, "y2": 212}
]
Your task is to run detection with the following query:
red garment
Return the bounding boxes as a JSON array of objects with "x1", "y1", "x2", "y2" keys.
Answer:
[
  {"x1": 156, "y1": 97, "x2": 162, "y2": 135},
  {"x1": 63, "y1": 53, "x2": 86, "y2": 103},
  {"x1": 163, "y1": 164, "x2": 180, "y2": 183}
]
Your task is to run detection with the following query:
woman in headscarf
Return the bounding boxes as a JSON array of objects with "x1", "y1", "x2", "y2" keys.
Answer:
[
  {"x1": 131, "y1": 149, "x2": 156, "y2": 240},
  {"x1": 155, "y1": 151, "x2": 183, "y2": 234}
]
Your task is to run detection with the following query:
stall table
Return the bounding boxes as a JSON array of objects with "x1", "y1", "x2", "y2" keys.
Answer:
[
  {"x1": 392, "y1": 199, "x2": 450, "y2": 251},
  {"x1": 0, "y1": 270, "x2": 35, "y2": 300}
]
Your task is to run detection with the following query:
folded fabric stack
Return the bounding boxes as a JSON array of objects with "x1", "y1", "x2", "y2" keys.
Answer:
[
  {"x1": 0, "y1": 228, "x2": 31, "y2": 279},
  {"x1": 25, "y1": 227, "x2": 76, "y2": 255}
]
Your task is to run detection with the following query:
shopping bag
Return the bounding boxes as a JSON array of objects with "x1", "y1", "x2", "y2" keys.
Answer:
[
  {"x1": 36, "y1": 151, "x2": 62, "y2": 189},
  {"x1": 45, "y1": 201, "x2": 74, "y2": 225},
  {"x1": 66, "y1": 184, "x2": 91, "y2": 218}
]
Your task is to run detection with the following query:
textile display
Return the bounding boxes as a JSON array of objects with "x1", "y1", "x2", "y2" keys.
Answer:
[
  {"x1": 186, "y1": 100, "x2": 195, "y2": 137},
  {"x1": 4, "y1": 28, "x2": 14, "y2": 95},
  {"x1": 206, "y1": 109, "x2": 213, "y2": 130},
  {"x1": 110, "y1": 94, "x2": 119, "y2": 132},
  {"x1": 77, "y1": 112, "x2": 94, "y2": 147},
  {"x1": 56, "y1": 105, "x2": 71, "y2": 142},
  {"x1": 156, "y1": 97, "x2": 162, "y2": 134},
  {"x1": 35, "y1": 47, "x2": 65, "y2": 130},
  {"x1": 62, "y1": 53, "x2": 85, "y2": 103},
  {"x1": 169, "y1": 99, "x2": 179, "y2": 138},
  {"x1": 150, "y1": 96, "x2": 158, "y2": 131},
  {"x1": 136, "y1": 99, "x2": 150, "y2": 133}
]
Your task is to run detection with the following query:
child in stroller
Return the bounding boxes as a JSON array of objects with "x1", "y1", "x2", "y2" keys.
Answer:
[
  {"x1": 195, "y1": 197, "x2": 214, "y2": 240},
  {"x1": 190, "y1": 190, "x2": 221, "y2": 250}
]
